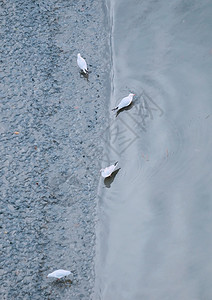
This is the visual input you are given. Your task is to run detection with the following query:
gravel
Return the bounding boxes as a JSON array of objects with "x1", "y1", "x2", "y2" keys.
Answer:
[{"x1": 0, "y1": 0, "x2": 110, "y2": 299}]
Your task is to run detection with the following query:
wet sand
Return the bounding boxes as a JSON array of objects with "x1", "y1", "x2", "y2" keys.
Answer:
[
  {"x1": 0, "y1": 0, "x2": 110, "y2": 299},
  {"x1": 95, "y1": 1, "x2": 212, "y2": 299}
]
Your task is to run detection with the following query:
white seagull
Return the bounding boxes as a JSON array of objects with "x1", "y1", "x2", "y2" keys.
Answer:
[
  {"x1": 77, "y1": 53, "x2": 88, "y2": 74},
  {"x1": 112, "y1": 93, "x2": 135, "y2": 112},
  {"x1": 47, "y1": 269, "x2": 71, "y2": 279},
  {"x1": 100, "y1": 162, "x2": 118, "y2": 178}
]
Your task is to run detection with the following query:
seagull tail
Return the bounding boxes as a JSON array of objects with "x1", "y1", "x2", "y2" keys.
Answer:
[
  {"x1": 83, "y1": 69, "x2": 88, "y2": 74},
  {"x1": 114, "y1": 161, "x2": 118, "y2": 166},
  {"x1": 112, "y1": 106, "x2": 118, "y2": 111}
]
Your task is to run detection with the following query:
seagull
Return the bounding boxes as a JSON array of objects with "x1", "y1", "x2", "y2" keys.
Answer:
[
  {"x1": 77, "y1": 53, "x2": 88, "y2": 74},
  {"x1": 112, "y1": 93, "x2": 135, "y2": 112},
  {"x1": 47, "y1": 269, "x2": 71, "y2": 279},
  {"x1": 100, "y1": 162, "x2": 118, "y2": 178}
]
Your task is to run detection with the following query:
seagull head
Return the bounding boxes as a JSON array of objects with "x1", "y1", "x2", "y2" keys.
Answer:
[
  {"x1": 129, "y1": 93, "x2": 135, "y2": 97},
  {"x1": 77, "y1": 53, "x2": 81, "y2": 58}
]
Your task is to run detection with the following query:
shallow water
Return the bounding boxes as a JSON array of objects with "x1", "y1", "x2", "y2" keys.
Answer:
[{"x1": 95, "y1": 1, "x2": 212, "y2": 299}]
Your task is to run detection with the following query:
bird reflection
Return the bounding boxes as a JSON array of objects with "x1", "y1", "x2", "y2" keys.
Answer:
[{"x1": 104, "y1": 168, "x2": 121, "y2": 188}]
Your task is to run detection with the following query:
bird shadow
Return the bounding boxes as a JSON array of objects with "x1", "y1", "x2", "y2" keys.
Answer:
[
  {"x1": 79, "y1": 70, "x2": 89, "y2": 81},
  {"x1": 50, "y1": 278, "x2": 72, "y2": 287},
  {"x1": 115, "y1": 102, "x2": 134, "y2": 117},
  {"x1": 104, "y1": 168, "x2": 121, "y2": 188}
]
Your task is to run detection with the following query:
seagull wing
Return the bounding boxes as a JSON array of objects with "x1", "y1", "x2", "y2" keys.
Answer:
[
  {"x1": 56, "y1": 270, "x2": 71, "y2": 278},
  {"x1": 48, "y1": 269, "x2": 71, "y2": 278},
  {"x1": 77, "y1": 56, "x2": 87, "y2": 71},
  {"x1": 118, "y1": 95, "x2": 132, "y2": 110},
  {"x1": 102, "y1": 164, "x2": 116, "y2": 178}
]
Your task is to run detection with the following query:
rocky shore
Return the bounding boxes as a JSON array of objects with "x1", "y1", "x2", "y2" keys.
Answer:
[{"x1": 0, "y1": 0, "x2": 110, "y2": 299}]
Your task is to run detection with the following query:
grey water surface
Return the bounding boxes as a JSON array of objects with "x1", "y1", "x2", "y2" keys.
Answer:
[{"x1": 95, "y1": 1, "x2": 212, "y2": 299}]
